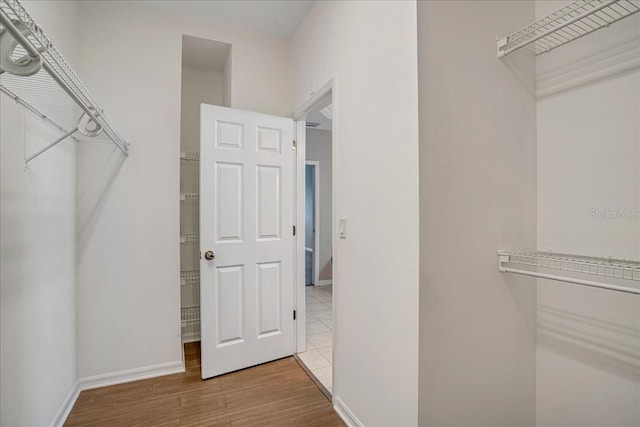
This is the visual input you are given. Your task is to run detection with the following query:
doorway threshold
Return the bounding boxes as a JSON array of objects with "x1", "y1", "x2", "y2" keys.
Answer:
[{"x1": 293, "y1": 354, "x2": 332, "y2": 401}]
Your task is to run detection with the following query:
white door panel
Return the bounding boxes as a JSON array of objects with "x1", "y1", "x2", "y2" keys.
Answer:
[{"x1": 200, "y1": 104, "x2": 295, "y2": 379}]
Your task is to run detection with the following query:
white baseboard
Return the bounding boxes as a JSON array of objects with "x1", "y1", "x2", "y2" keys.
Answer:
[
  {"x1": 79, "y1": 360, "x2": 185, "y2": 391},
  {"x1": 317, "y1": 280, "x2": 332, "y2": 286},
  {"x1": 334, "y1": 396, "x2": 364, "y2": 427},
  {"x1": 50, "y1": 381, "x2": 80, "y2": 427}
]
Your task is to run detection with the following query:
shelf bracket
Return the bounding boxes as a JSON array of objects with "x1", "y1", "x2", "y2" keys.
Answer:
[
  {"x1": 497, "y1": 250, "x2": 510, "y2": 272},
  {"x1": 25, "y1": 126, "x2": 77, "y2": 164}
]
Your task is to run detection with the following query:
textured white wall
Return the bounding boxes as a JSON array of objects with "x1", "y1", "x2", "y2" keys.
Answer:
[
  {"x1": 418, "y1": 1, "x2": 538, "y2": 425},
  {"x1": 535, "y1": 2, "x2": 640, "y2": 426},
  {"x1": 305, "y1": 129, "x2": 332, "y2": 281},
  {"x1": 0, "y1": 2, "x2": 79, "y2": 425},
  {"x1": 75, "y1": 0, "x2": 292, "y2": 380},
  {"x1": 292, "y1": 1, "x2": 420, "y2": 425}
]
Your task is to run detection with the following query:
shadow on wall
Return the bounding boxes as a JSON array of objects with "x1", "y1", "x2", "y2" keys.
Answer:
[
  {"x1": 538, "y1": 303, "x2": 640, "y2": 381},
  {"x1": 501, "y1": 49, "x2": 537, "y2": 97},
  {"x1": 77, "y1": 144, "x2": 126, "y2": 258}
]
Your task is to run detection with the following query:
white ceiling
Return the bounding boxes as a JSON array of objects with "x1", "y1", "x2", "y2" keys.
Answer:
[
  {"x1": 182, "y1": 35, "x2": 231, "y2": 70},
  {"x1": 147, "y1": 1, "x2": 315, "y2": 39},
  {"x1": 306, "y1": 108, "x2": 332, "y2": 132}
]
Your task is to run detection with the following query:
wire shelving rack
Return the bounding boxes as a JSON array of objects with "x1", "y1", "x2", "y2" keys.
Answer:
[
  {"x1": 498, "y1": 250, "x2": 640, "y2": 295},
  {"x1": 497, "y1": 0, "x2": 640, "y2": 57},
  {"x1": 0, "y1": 0, "x2": 129, "y2": 162}
]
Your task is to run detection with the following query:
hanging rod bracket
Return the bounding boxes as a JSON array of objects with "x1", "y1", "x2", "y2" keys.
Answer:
[{"x1": 0, "y1": 11, "x2": 42, "y2": 76}]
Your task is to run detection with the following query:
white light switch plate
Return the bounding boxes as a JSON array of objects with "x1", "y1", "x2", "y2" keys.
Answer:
[{"x1": 339, "y1": 217, "x2": 347, "y2": 239}]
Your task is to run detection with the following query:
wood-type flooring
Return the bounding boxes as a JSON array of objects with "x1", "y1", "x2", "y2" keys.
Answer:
[{"x1": 65, "y1": 342, "x2": 344, "y2": 426}]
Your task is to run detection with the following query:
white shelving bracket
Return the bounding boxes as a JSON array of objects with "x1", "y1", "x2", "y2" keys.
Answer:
[
  {"x1": 0, "y1": 0, "x2": 130, "y2": 162},
  {"x1": 497, "y1": 0, "x2": 640, "y2": 58},
  {"x1": 498, "y1": 250, "x2": 510, "y2": 272}
]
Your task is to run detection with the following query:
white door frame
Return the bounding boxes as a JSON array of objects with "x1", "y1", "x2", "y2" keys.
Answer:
[
  {"x1": 305, "y1": 160, "x2": 320, "y2": 287},
  {"x1": 292, "y1": 78, "x2": 336, "y2": 398}
]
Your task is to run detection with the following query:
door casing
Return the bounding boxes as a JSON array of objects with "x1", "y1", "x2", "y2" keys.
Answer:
[{"x1": 292, "y1": 78, "x2": 336, "y2": 400}]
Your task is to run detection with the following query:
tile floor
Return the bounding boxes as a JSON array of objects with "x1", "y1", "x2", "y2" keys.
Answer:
[{"x1": 298, "y1": 285, "x2": 333, "y2": 392}]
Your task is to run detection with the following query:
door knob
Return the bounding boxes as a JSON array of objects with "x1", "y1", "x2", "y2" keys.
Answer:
[{"x1": 204, "y1": 250, "x2": 215, "y2": 260}]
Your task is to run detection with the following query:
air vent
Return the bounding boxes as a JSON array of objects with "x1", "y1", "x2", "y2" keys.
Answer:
[{"x1": 306, "y1": 122, "x2": 320, "y2": 128}]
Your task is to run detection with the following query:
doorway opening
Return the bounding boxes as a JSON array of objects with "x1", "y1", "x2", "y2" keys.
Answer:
[
  {"x1": 296, "y1": 93, "x2": 334, "y2": 395},
  {"x1": 179, "y1": 35, "x2": 231, "y2": 345}
]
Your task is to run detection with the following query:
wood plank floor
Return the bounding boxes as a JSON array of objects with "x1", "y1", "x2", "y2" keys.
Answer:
[{"x1": 65, "y1": 342, "x2": 344, "y2": 426}]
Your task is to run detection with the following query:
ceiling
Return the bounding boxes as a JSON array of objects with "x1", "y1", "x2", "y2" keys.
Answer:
[
  {"x1": 182, "y1": 35, "x2": 231, "y2": 70},
  {"x1": 147, "y1": 1, "x2": 315, "y2": 39},
  {"x1": 306, "y1": 106, "x2": 332, "y2": 132}
]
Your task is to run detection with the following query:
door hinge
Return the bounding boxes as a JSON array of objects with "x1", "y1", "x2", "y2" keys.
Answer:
[
  {"x1": 293, "y1": 140, "x2": 296, "y2": 150},
  {"x1": 293, "y1": 310, "x2": 297, "y2": 320},
  {"x1": 293, "y1": 225, "x2": 296, "y2": 236}
]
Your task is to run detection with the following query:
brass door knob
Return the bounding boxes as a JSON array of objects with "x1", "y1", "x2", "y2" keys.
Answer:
[{"x1": 204, "y1": 250, "x2": 215, "y2": 260}]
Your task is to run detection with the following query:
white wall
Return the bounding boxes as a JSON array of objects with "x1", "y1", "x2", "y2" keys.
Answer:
[
  {"x1": 0, "y1": 2, "x2": 79, "y2": 424},
  {"x1": 292, "y1": 2, "x2": 420, "y2": 425},
  {"x1": 181, "y1": 65, "x2": 225, "y2": 152},
  {"x1": 535, "y1": 2, "x2": 640, "y2": 426},
  {"x1": 305, "y1": 129, "x2": 332, "y2": 281},
  {"x1": 75, "y1": 1, "x2": 292, "y2": 380},
  {"x1": 417, "y1": 1, "x2": 538, "y2": 426}
]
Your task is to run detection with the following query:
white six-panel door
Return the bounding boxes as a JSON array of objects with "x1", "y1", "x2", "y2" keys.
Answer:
[{"x1": 200, "y1": 104, "x2": 295, "y2": 379}]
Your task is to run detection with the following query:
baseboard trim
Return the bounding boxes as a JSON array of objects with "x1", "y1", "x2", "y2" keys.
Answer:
[
  {"x1": 317, "y1": 280, "x2": 332, "y2": 286},
  {"x1": 50, "y1": 381, "x2": 80, "y2": 427},
  {"x1": 79, "y1": 360, "x2": 185, "y2": 391},
  {"x1": 334, "y1": 396, "x2": 364, "y2": 427}
]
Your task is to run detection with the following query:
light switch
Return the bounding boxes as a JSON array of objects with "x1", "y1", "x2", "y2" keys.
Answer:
[{"x1": 339, "y1": 217, "x2": 347, "y2": 239}]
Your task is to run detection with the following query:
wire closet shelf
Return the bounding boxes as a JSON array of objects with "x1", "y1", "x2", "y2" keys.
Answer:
[
  {"x1": 180, "y1": 152, "x2": 200, "y2": 161},
  {"x1": 498, "y1": 250, "x2": 640, "y2": 295},
  {"x1": 181, "y1": 306, "x2": 200, "y2": 328},
  {"x1": 497, "y1": 0, "x2": 640, "y2": 57},
  {"x1": 0, "y1": 0, "x2": 129, "y2": 162}
]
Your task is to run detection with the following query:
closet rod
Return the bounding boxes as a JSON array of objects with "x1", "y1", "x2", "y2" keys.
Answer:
[{"x1": 500, "y1": 266, "x2": 640, "y2": 295}]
